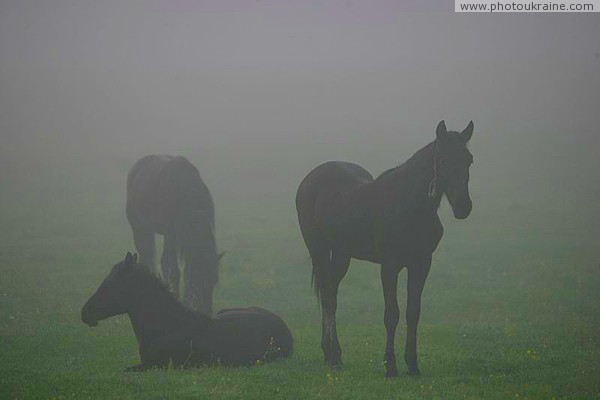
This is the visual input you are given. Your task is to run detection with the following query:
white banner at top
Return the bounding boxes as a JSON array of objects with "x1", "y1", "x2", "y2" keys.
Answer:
[{"x1": 456, "y1": 0, "x2": 599, "y2": 12}]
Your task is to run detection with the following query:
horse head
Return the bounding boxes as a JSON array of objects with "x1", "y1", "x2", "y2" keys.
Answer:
[
  {"x1": 81, "y1": 252, "x2": 138, "y2": 327},
  {"x1": 433, "y1": 120, "x2": 474, "y2": 219}
]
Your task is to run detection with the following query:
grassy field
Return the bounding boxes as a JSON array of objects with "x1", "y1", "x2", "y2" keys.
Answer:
[{"x1": 0, "y1": 148, "x2": 599, "y2": 400}]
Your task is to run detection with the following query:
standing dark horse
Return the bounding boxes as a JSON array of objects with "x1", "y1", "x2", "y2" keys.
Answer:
[
  {"x1": 296, "y1": 121, "x2": 474, "y2": 377},
  {"x1": 127, "y1": 155, "x2": 222, "y2": 315},
  {"x1": 81, "y1": 253, "x2": 293, "y2": 370}
]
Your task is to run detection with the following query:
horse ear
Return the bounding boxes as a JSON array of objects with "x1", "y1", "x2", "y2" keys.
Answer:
[
  {"x1": 217, "y1": 252, "x2": 225, "y2": 263},
  {"x1": 436, "y1": 120, "x2": 447, "y2": 139},
  {"x1": 460, "y1": 121, "x2": 474, "y2": 143},
  {"x1": 125, "y1": 252, "x2": 134, "y2": 265}
]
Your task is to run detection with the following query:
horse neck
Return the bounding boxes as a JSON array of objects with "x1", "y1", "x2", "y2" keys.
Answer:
[
  {"x1": 375, "y1": 140, "x2": 442, "y2": 213},
  {"x1": 127, "y1": 277, "x2": 208, "y2": 344}
]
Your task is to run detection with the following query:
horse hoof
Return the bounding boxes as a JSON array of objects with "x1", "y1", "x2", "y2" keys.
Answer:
[
  {"x1": 329, "y1": 362, "x2": 343, "y2": 371},
  {"x1": 385, "y1": 369, "x2": 399, "y2": 378},
  {"x1": 124, "y1": 364, "x2": 144, "y2": 372},
  {"x1": 407, "y1": 368, "x2": 421, "y2": 376},
  {"x1": 325, "y1": 359, "x2": 343, "y2": 370}
]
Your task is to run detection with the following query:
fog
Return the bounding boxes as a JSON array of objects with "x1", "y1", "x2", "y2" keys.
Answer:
[
  {"x1": 1, "y1": 2, "x2": 598, "y2": 276},
  {"x1": 0, "y1": 1, "x2": 599, "y2": 396},
  {"x1": 2, "y1": 2, "x2": 598, "y2": 186}
]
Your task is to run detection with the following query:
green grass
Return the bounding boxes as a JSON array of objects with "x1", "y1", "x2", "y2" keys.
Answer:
[{"x1": 0, "y1": 156, "x2": 599, "y2": 399}]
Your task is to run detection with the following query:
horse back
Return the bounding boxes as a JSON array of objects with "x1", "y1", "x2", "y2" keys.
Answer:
[
  {"x1": 126, "y1": 155, "x2": 214, "y2": 234},
  {"x1": 296, "y1": 162, "x2": 379, "y2": 257},
  {"x1": 206, "y1": 307, "x2": 293, "y2": 365},
  {"x1": 296, "y1": 161, "x2": 374, "y2": 222},
  {"x1": 297, "y1": 161, "x2": 373, "y2": 195}
]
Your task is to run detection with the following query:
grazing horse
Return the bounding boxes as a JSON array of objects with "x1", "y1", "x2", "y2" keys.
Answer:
[
  {"x1": 126, "y1": 155, "x2": 222, "y2": 315},
  {"x1": 296, "y1": 121, "x2": 474, "y2": 377},
  {"x1": 81, "y1": 253, "x2": 293, "y2": 370}
]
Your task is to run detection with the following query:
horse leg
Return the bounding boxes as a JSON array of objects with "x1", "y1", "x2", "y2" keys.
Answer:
[
  {"x1": 124, "y1": 364, "x2": 152, "y2": 372},
  {"x1": 309, "y1": 248, "x2": 332, "y2": 364},
  {"x1": 140, "y1": 330, "x2": 196, "y2": 369},
  {"x1": 320, "y1": 250, "x2": 350, "y2": 368},
  {"x1": 381, "y1": 264, "x2": 401, "y2": 378},
  {"x1": 161, "y1": 235, "x2": 180, "y2": 299},
  {"x1": 404, "y1": 255, "x2": 432, "y2": 376},
  {"x1": 182, "y1": 244, "x2": 215, "y2": 316},
  {"x1": 193, "y1": 282, "x2": 214, "y2": 317},
  {"x1": 131, "y1": 226, "x2": 155, "y2": 269}
]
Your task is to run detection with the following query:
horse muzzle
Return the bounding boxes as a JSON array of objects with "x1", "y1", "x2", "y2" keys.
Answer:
[
  {"x1": 452, "y1": 200, "x2": 472, "y2": 220},
  {"x1": 81, "y1": 303, "x2": 99, "y2": 327}
]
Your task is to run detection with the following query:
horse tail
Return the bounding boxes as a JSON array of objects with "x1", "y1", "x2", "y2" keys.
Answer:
[
  {"x1": 311, "y1": 255, "x2": 320, "y2": 300},
  {"x1": 310, "y1": 248, "x2": 333, "y2": 305},
  {"x1": 296, "y1": 174, "x2": 331, "y2": 305},
  {"x1": 302, "y1": 254, "x2": 321, "y2": 301},
  {"x1": 299, "y1": 208, "x2": 331, "y2": 304}
]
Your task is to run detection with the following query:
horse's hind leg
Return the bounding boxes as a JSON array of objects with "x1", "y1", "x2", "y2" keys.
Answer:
[
  {"x1": 319, "y1": 249, "x2": 350, "y2": 368},
  {"x1": 161, "y1": 235, "x2": 180, "y2": 299}
]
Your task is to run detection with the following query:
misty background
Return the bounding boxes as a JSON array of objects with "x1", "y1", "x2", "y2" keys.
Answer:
[{"x1": 0, "y1": 1, "x2": 599, "y2": 289}]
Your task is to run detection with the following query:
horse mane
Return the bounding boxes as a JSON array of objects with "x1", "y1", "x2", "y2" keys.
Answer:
[
  {"x1": 132, "y1": 264, "x2": 174, "y2": 297},
  {"x1": 377, "y1": 140, "x2": 436, "y2": 179},
  {"x1": 130, "y1": 263, "x2": 212, "y2": 323}
]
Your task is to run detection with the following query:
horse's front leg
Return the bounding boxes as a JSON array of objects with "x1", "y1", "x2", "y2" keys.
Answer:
[
  {"x1": 404, "y1": 255, "x2": 432, "y2": 376},
  {"x1": 381, "y1": 264, "x2": 401, "y2": 378},
  {"x1": 138, "y1": 331, "x2": 194, "y2": 370},
  {"x1": 131, "y1": 226, "x2": 155, "y2": 268},
  {"x1": 127, "y1": 209, "x2": 156, "y2": 268},
  {"x1": 161, "y1": 235, "x2": 180, "y2": 299}
]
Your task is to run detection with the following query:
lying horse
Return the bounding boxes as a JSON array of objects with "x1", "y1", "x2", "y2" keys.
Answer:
[{"x1": 81, "y1": 253, "x2": 293, "y2": 370}]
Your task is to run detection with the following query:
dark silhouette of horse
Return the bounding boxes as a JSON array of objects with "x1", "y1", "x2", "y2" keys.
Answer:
[
  {"x1": 81, "y1": 253, "x2": 293, "y2": 370},
  {"x1": 126, "y1": 155, "x2": 222, "y2": 315},
  {"x1": 296, "y1": 121, "x2": 474, "y2": 377}
]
